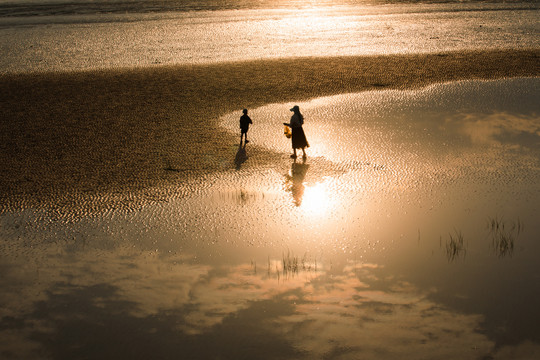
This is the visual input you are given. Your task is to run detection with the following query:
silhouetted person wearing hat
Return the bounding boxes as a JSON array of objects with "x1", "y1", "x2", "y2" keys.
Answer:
[
  {"x1": 240, "y1": 109, "x2": 252, "y2": 145},
  {"x1": 283, "y1": 105, "x2": 309, "y2": 159}
]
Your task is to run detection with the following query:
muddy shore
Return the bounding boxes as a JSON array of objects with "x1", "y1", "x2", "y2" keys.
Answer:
[{"x1": 1, "y1": 49, "x2": 539, "y2": 212}]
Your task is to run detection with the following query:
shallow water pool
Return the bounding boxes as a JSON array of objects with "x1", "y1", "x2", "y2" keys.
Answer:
[{"x1": 1, "y1": 78, "x2": 539, "y2": 359}]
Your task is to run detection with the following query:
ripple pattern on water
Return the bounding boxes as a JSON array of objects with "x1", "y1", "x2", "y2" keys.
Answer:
[{"x1": 1, "y1": 78, "x2": 539, "y2": 257}]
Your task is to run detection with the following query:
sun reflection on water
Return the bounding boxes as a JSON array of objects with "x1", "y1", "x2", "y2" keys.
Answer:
[
  {"x1": 283, "y1": 159, "x2": 339, "y2": 218},
  {"x1": 300, "y1": 181, "x2": 333, "y2": 216}
]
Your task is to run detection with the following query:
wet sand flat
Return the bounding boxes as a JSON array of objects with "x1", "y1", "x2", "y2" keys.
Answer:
[
  {"x1": 1, "y1": 49, "x2": 540, "y2": 360},
  {"x1": 1, "y1": 49, "x2": 539, "y2": 212}
]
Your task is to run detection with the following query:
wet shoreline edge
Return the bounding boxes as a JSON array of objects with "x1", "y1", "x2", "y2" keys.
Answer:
[{"x1": 1, "y1": 49, "x2": 539, "y2": 213}]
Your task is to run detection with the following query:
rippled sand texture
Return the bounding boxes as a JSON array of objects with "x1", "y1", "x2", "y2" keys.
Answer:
[
  {"x1": 2, "y1": 50, "x2": 540, "y2": 360},
  {"x1": 1, "y1": 50, "x2": 539, "y2": 214},
  {"x1": 2, "y1": 2, "x2": 538, "y2": 73}
]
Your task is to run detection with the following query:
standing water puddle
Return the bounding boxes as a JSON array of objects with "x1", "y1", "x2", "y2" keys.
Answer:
[{"x1": 1, "y1": 78, "x2": 539, "y2": 359}]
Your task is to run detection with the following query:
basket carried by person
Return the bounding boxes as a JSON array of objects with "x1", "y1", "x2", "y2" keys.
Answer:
[{"x1": 284, "y1": 125, "x2": 292, "y2": 138}]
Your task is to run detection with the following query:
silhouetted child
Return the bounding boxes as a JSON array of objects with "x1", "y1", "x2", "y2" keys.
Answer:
[{"x1": 240, "y1": 109, "x2": 252, "y2": 144}]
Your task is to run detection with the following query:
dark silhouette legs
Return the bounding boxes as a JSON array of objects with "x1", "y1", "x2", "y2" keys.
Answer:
[
  {"x1": 240, "y1": 132, "x2": 249, "y2": 145},
  {"x1": 291, "y1": 147, "x2": 306, "y2": 159}
]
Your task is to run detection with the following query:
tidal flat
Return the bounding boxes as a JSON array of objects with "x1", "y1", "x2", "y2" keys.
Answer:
[
  {"x1": 1, "y1": 51, "x2": 540, "y2": 359},
  {"x1": 1, "y1": 50, "x2": 539, "y2": 212}
]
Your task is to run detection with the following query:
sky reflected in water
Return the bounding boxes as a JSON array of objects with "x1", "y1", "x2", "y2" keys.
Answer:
[{"x1": 1, "y1": 78, "x2": 539, "y2": 359}]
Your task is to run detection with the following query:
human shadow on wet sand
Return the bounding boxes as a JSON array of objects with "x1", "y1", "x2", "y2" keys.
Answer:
[
  {"x1": 284, "y1": 159, "x2": 309, "y2": 206},
  {"x1": 234, "y1": 143, "x2": 248, "y2": 170}
]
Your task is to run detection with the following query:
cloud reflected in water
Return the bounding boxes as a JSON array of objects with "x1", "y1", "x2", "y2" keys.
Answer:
[
  {"x1": 455, "y1": 111, "x2": 540, "y2": 148},
  {"x1": 0, "y1": 248, "x2": 509, "y2": 359}
]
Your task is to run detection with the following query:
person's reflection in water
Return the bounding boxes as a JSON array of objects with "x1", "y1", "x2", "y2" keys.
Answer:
[
  {"x1": 284, "y1": 158, "x2": 309, "y2": 206},
  {"x1": 235, "y1": 142, "x2": 247, "y2": 170}
]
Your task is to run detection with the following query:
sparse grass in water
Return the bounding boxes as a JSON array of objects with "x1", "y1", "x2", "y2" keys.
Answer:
[
  {"x1": 259, "y1": 250, "x2": 317, "y2": 280},
  {"x1": 445, "y1": 229, "x2": 467, "y2": 262},
  {"x1": 282, "y1": 250, "x2": 299, "y2": 276},
  {"x1": 488, "y1": 216, "x2": 523, "y2": 258}
]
